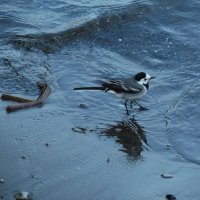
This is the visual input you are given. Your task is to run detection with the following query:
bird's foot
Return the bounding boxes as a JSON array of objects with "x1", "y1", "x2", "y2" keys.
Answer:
[
  {"x1": 126, "y1": 110, "x2": 130, "y2": 115},
  {"x1": 138, "y1": 106, "x2": 149, "y2": 111}
]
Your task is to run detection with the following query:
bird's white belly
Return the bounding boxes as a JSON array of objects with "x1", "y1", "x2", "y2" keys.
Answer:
[{"x1": 114, "y1": 87, "x2": 147, "y2": 101}]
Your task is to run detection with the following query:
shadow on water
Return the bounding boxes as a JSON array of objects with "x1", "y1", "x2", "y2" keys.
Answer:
[{"x1": 101, "y1": 116, "x2": 148, "y2": 161}]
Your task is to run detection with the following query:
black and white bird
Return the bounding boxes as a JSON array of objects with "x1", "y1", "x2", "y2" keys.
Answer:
[{"x1": 74, "y1": 72, "x2": 155, "y2": 115}]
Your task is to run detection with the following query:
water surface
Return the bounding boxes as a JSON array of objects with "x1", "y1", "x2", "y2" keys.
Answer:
[{"x1": 1, "y1": 0, "x2": 200, "y2": 199}]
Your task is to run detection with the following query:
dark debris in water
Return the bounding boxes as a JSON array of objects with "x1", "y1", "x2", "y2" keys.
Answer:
[
  {"x1": 45, "y1": 142, "x2": 49, "y2": 147},
  {"x1": 11, "y1": 34, "x2": 61, "y2": 54},
  {"x1": 72, "y1": 126, "x2": 86, "y2": 134},
  {"x1": 79, "y1": 103, "x2": 88, "y2": 109},
  {"x1": 14, "y1": 192, "x2": 31, "y2": 200},
  {"x1": 0, "y1": 179, "x2": 4, "y2": 184},
  {"x1": 161, "y1": 174, "x2": 173, "y2": 178},
  {"x1": 31, "y1": 174, "x2": 39, "y2": 180},
  {"x1": 166, "y1": 194, "x2": 176, "y2": 200},
  {"x1": 21, "y1": 156, "x2": 26, "y2": 160},
  {"x1": 1, "y1": 58, "x2": 27, "y2": 88}
]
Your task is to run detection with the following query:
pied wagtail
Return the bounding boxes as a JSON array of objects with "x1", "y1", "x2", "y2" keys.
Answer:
[{"x1": 74, "y1": 72, "x2": 155, "y2": 115}]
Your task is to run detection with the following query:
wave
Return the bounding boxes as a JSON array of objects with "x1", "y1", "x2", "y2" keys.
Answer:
[{"x1": 10, "y1": 2, "x2": 153, "y2": 53}]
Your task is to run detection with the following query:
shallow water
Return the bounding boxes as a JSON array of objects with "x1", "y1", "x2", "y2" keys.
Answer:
[{"x1": 1, "y1": 0, "x2": 200, "y2": 199}]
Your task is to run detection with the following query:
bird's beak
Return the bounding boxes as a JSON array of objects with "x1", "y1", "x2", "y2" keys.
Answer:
[{"x1": 150, "y1": 76, "x2": 156, "y2": 79}]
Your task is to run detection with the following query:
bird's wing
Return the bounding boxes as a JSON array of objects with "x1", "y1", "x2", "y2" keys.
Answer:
[{"x1": 102, "y1": 79, "x2": 141, "y2": 93}]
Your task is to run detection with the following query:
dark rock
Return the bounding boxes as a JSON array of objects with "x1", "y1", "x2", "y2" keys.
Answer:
[
  {"x1": 0, "y1": 179, "x2": 4, "y2": 184},
  {"x1": 79, "y1": 104, "x2": 88, "y2": 109},
  {"x1": 166, "y1": 194, "x2": 176, "y2": 200},
  {"x1": 45, "y1": 143, "x2": 49, "y2": 147}
]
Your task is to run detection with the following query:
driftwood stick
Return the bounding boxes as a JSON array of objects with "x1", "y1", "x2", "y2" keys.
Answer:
[
  {"x1": 6, "y1": 83, "x2": 51, "y2": 113},
  {"x1": 6, "y1": 100, "x2": 42, "y2": 112},
  {"x1": 1, "y1": 94, "x2": 33, "y2": 103},
  {"x1": 36, "y1": 82, "x2": 51, "y2": 102}
]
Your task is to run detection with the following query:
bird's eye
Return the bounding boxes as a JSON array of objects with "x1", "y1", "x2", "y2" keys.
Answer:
[{"x1": 144, "y1": 78, "x2": 147, "y2": 81}]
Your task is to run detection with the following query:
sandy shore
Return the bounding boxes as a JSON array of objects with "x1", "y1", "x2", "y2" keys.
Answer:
[{"x1": 0, "y1": 96, "x2": 200, "y2": 200}]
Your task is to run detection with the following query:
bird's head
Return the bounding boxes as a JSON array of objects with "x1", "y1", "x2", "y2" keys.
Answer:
[{"x1": 135, "y1": 72, "x2": 155, "y2": 85}]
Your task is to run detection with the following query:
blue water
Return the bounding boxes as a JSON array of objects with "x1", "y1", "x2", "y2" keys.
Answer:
[{"x1": 1, "y1": 0, "x2": 200, "y2": 199}]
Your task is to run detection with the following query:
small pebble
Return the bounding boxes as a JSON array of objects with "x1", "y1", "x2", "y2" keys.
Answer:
[
  {"x1": 31, "y1": 174, "x2": 39, "y2": 180},
  {"x1": 14, "y1": 192, "x2": 31, "y2": 200},
  {"x1": 107, "y1": 158, "x2": 110, "y2": 163},
  {"x1": 166, "y1": 144, "x2": 172, "y2": 148},
  {"x1": 45, "y1": 143, "x2": 49, "y2": 147},
  {"x1": 15, "y1": 138, "x2": 23, "y2": 141},
  {"x1": 161, "y1": 174, "x2": 173, "y2": 178},
  {"x1": 21, "y1": 156, "x2": 26, "y2": 160},
  {"x1": 0, "y1": 179, "x2": 4, "y2": 184},
  {"x1": 72, "y1": 126, "x2": 86, "y2": 134},
  {"x1": 118, "y1": 38, "x2": 122, "y2": 42},
  {"x1": 166, "y1": 194, "x2": 176, "y2": 200},
  {"x1": 79, "y1": 104, "x2": 88, "y2": 109}
]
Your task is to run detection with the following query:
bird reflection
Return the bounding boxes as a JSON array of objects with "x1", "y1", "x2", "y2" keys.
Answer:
[{"x1": 101, "y1": 116, "x2": 147, "y2": 161}]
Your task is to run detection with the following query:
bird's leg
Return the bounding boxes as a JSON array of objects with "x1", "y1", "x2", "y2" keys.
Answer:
[
  {"x1": 130, "y1": 101, "x2": 133, "y2": 109},
  {"x1": 134, "y1": 100, "x2": 149, "y2": 111},
  {"x1": 124, "y1": 100, "x2": 130, "y2": 115}
]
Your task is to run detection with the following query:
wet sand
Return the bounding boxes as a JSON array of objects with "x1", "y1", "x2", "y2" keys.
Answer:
[{"x1": 1, "y1": 96, "x2": 200, "y2": 200}]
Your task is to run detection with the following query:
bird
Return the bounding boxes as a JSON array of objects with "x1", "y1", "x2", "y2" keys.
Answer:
[{"x1": 74, "y1": 72, "x2": 155, "y2": 115}]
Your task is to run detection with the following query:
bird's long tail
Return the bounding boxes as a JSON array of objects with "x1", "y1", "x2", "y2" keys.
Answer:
[{"x1": 74, "y1": 86, "x2": 105, "y2": 90}]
